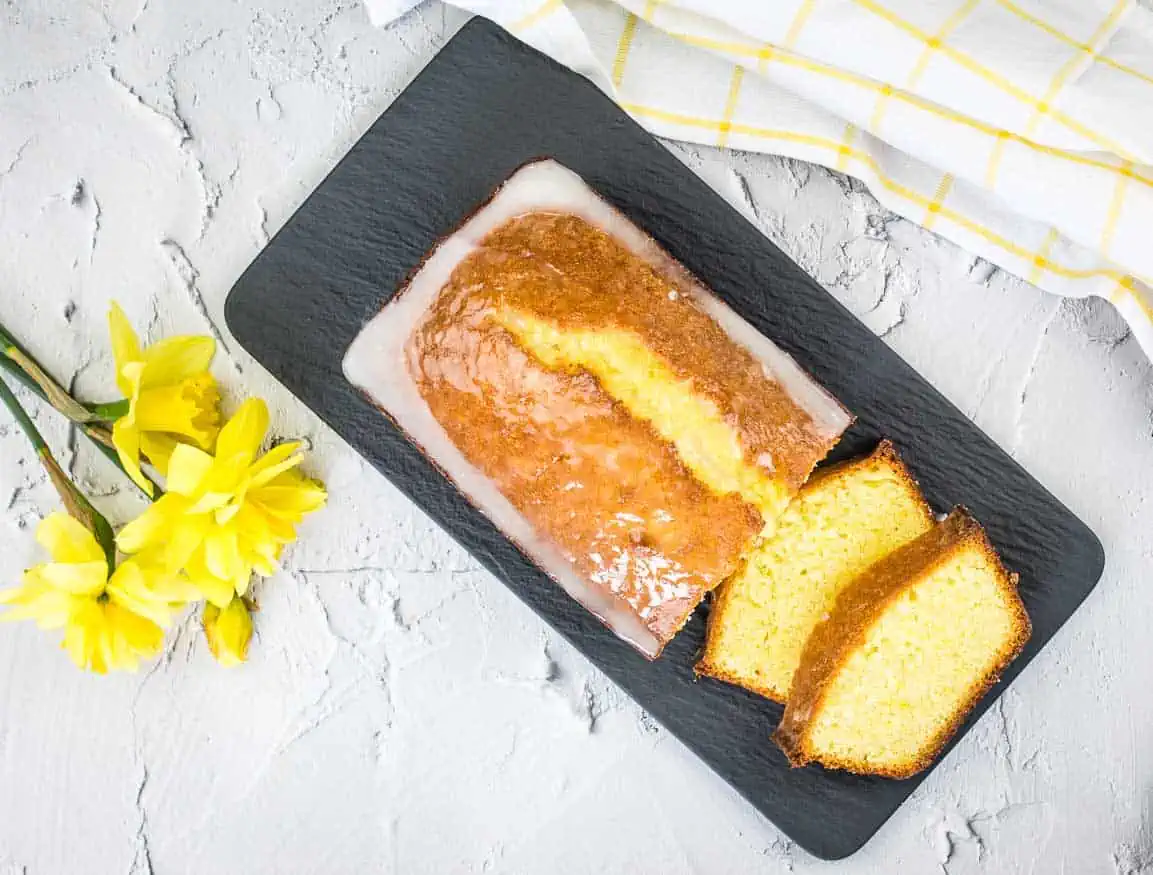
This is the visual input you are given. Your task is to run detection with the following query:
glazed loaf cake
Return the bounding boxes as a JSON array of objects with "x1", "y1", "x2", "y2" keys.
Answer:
[{"x1": 343, "y1": 160, "x2": 851, "y2": 657}]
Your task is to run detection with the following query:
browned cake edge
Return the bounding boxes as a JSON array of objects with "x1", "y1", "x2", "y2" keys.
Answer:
[
  {"x1": 772, "y1": 508, "x2": 1032, "y2": 779},
  {"x1": 693, "y1": 552, "x2": 786, "y2": 700},
  {"x1": 694, "y1": 440, "x2": 933, "y2": 704}
]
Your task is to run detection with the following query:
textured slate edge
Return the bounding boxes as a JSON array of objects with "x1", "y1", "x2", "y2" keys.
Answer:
[{"x1": 224, "y1": 18, "x2": 1105, "y2": 861}]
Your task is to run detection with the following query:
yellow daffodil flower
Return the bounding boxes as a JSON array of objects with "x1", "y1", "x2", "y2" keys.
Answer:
[
  {"x1": 108, "y1": 303, "x2": 221, "y2": 496},
  {"x1": 203, "y1": 596, "x2": 253, "y2": 667},
  {"x1": 0, "y1": 513, "x2": 192, "y2": 673},
  {"x1": 117, "y1": 399, "x2": 327, "y2": 607}
]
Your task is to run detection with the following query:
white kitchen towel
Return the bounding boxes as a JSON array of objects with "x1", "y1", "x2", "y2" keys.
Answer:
[{"x1": 367, "y1": 0, "x2": 1153, "y2": 355}]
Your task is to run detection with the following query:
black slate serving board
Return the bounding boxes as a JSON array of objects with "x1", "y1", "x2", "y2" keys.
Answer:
[{"x1": 225, "y1": 18, "x2": 1105, "y2": 860}]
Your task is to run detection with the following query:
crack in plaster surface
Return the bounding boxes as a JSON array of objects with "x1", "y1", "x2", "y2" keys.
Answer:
[
  {"x1": 107, "y1": 65, "x2": 191, "y2": 146},
  {"x1": 1011, "y1": 299, "x2": 1062, "y2": 454},
  {"x1": 0, "y1": 139, "x2": 32, "y2": 179},
  {"x1": 160, "y1": 237, "x2": 240, "y2": 370}
]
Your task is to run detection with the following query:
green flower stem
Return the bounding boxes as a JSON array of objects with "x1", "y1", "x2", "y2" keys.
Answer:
[
  {"x1": 0, "y1": 370, "x2": 48, "y2": 455},
  {"x1": 88, "y1": 399, "x2": 130, "y2": 420},
  {"x1": 0, "y1": 322, "x2": 98, "y2": 425},
  {"x1": 0, "y1": 318, "x2": 160, "y2": 499},
  {"x1": 0, "y1": 346, "x2": 44, "y2": 399},
  {"x1": 0, "y1": 374, "x2": 116, "y2": 568}
]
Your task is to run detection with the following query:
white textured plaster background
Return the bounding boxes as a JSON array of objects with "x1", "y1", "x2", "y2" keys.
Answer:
[{"x1": 1, "y1": 2, "x2": 1152, "y2": 873}]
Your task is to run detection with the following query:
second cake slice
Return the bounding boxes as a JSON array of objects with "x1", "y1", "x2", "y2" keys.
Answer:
[
  {"x1": 697, "y1": 441, "x2": 934, "y2": 700},
  {"x1": 774, "y1": 509, "x2": 1031, "y2": 777}
]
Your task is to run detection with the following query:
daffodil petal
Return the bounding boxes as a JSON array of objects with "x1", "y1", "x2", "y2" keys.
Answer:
[
  {"x1": 108, "y1": 559, "x2": 146, "y2": 592},
  {"x1": 61, "y1": 598, "x2": 163, "y2": 673},
  {"x1": 201, "y1": 577, "x2": 237, "y2": 608},
  {"x1": 204, "y1": 527, "x2": 242, "y2": 583},
  {"x1": 139, "y1": 336, "x2": 215, "y2": 389},
  {"x1": 251, "y1": 483, "x2": 328, "y2": 520},
  {"x1": 106, "y1": 585, "x2": 172, "y2": 629},
  {"x1": 116, "y1": 495, "x2": 187, "y2": 554},
  {"x1": 248, "y1": 442, "x2": 304, "y2": 486},
  {"x1": 135, "y1": 376, "x2": 220, "y2": 450},
  {"x1": 166, "y1": 443, "x2": 215, "y2": 496},
  {"x1": 62, "y1": 621, "x2": 94, "y2": 672},
  {"x1": 35, "y1": 512, "x2": 105, "y2": 564},
  {"x1": 233, "y1": 503, "x2": 282, "y2": 551},
  {"x1": 112, "y1": 417, "x2": 154, "y2": 498},
  {"x1": 118, "y1": 361, "x2": 145, "y2": 412},
  {"x1": 109, "y1": 630, "x2": 135, "y2": 672},
  {"x1": 216, "y1": 503, "x2": 241, "y2": 525},
  {"x1": 201, "y1": 454, "x2": 250, "y2": 501},
  {"x1": 63, "y1": 599, "x2": 105, "y2": 672},
  {"x1": 38, "y1": 560, "x2": 108, "y2": 596},
  {"x1": 122, "y1": 551, "x2": 202, "y2": 604},
  {"x1": 233, "y1": 565, "x2": 255, "y2": 596},
  {"x1": 162, "y1": 517, "x2": 210, "y2": 575},
  {"x1": 4, "y1": 598, "x2": 73, "y2": 628},
  {"x1": 105, "y1": 602, "x2": 164, "y2": 670},
  {"x1": 106, "y1": 561, "x2": 176, "y2": 628},
  {"x1": 108, "y1": 303, "x2": 143, "y2": 396},
  {"x1": 115, "y1": 504, "x2": 165, "y2": 555},
  {"x1": 248, "y1": 454, "x2": 305, "y2": 490},
  {"x1": 138, "y1": 432, "x2": 179, "y2": 477},
  {"x1": 156, "y1": 573, "x2": 204, "y2": 604},
  {"x1": 0, "y1": 580, "x2": 75, "y2": 628},
  {"x1": 250, "y1": 552, "x2": 278, "y2": 579},
  {"x1": 185, "y1": 491, "x2": 233, "y2": 516},
  {"x1": 184, "y1": 552, "x2": 236, "y2": 608},
  {"x1": 214, "y1": 399, "x2": 268, "y2": 469}
]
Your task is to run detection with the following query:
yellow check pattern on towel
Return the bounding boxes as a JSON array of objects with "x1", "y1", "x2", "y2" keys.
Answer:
[{"x1": 366, "y1": 0, "x2": 1153, "y2": 354}]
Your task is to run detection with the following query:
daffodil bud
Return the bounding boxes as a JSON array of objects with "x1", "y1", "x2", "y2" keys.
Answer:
[{"x1": 203, "y1": 596, "x2": 253, "y2": 667}]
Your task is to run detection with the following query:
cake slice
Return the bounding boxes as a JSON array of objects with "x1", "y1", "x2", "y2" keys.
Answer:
[
  {"x1": 343, "y1": 160, "x2": 851, "y2": 658},
  {"x1": 774, "y1": 509, "x2": 1031, "y2": 779},
  {"x1": 697, "y1": 440, "x2": 934, "y2": 701}
]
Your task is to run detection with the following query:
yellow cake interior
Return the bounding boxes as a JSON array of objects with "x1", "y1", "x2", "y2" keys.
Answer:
[
  {"x1": 494, "y1": 309, "x2": 791, "y2": 523},
  {"x1": 697, "y1": 442, "x2": 934, "y2": 701},
  {"x1": 805, "y1": 541, "x2": 1023, "y2": 774}
]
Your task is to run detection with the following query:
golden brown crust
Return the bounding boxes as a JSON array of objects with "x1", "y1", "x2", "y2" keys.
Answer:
[
  {"x1": 694, "y1": 439, "x2": 934, "y2": 703},
  {"x1": 410, "y1": 209, "x2": 848, "y2": 651},
  {"x1": 413, "y1": 212, "x2": 847, "y2": 492},
  {"x1": 799, "y1": 440, "x2": 935, "y2": 538},
  {"x1": 411, "y1": 306, "x2": 763, "y2": 649},
  {"x1": 773, "y1": 508, "x2": 1031, "y2": 778}
]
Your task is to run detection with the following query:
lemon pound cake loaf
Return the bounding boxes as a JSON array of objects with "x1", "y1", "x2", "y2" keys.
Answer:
[
  {"x1": 774, "y1": 509, "x2": 1031, "y2": 778},
  {"x1": 343, "y1": 160, "x2": 851, "y2": 658},
  {"x1": 697, "y1": 441, "x2": 934, "y2": 701}
]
